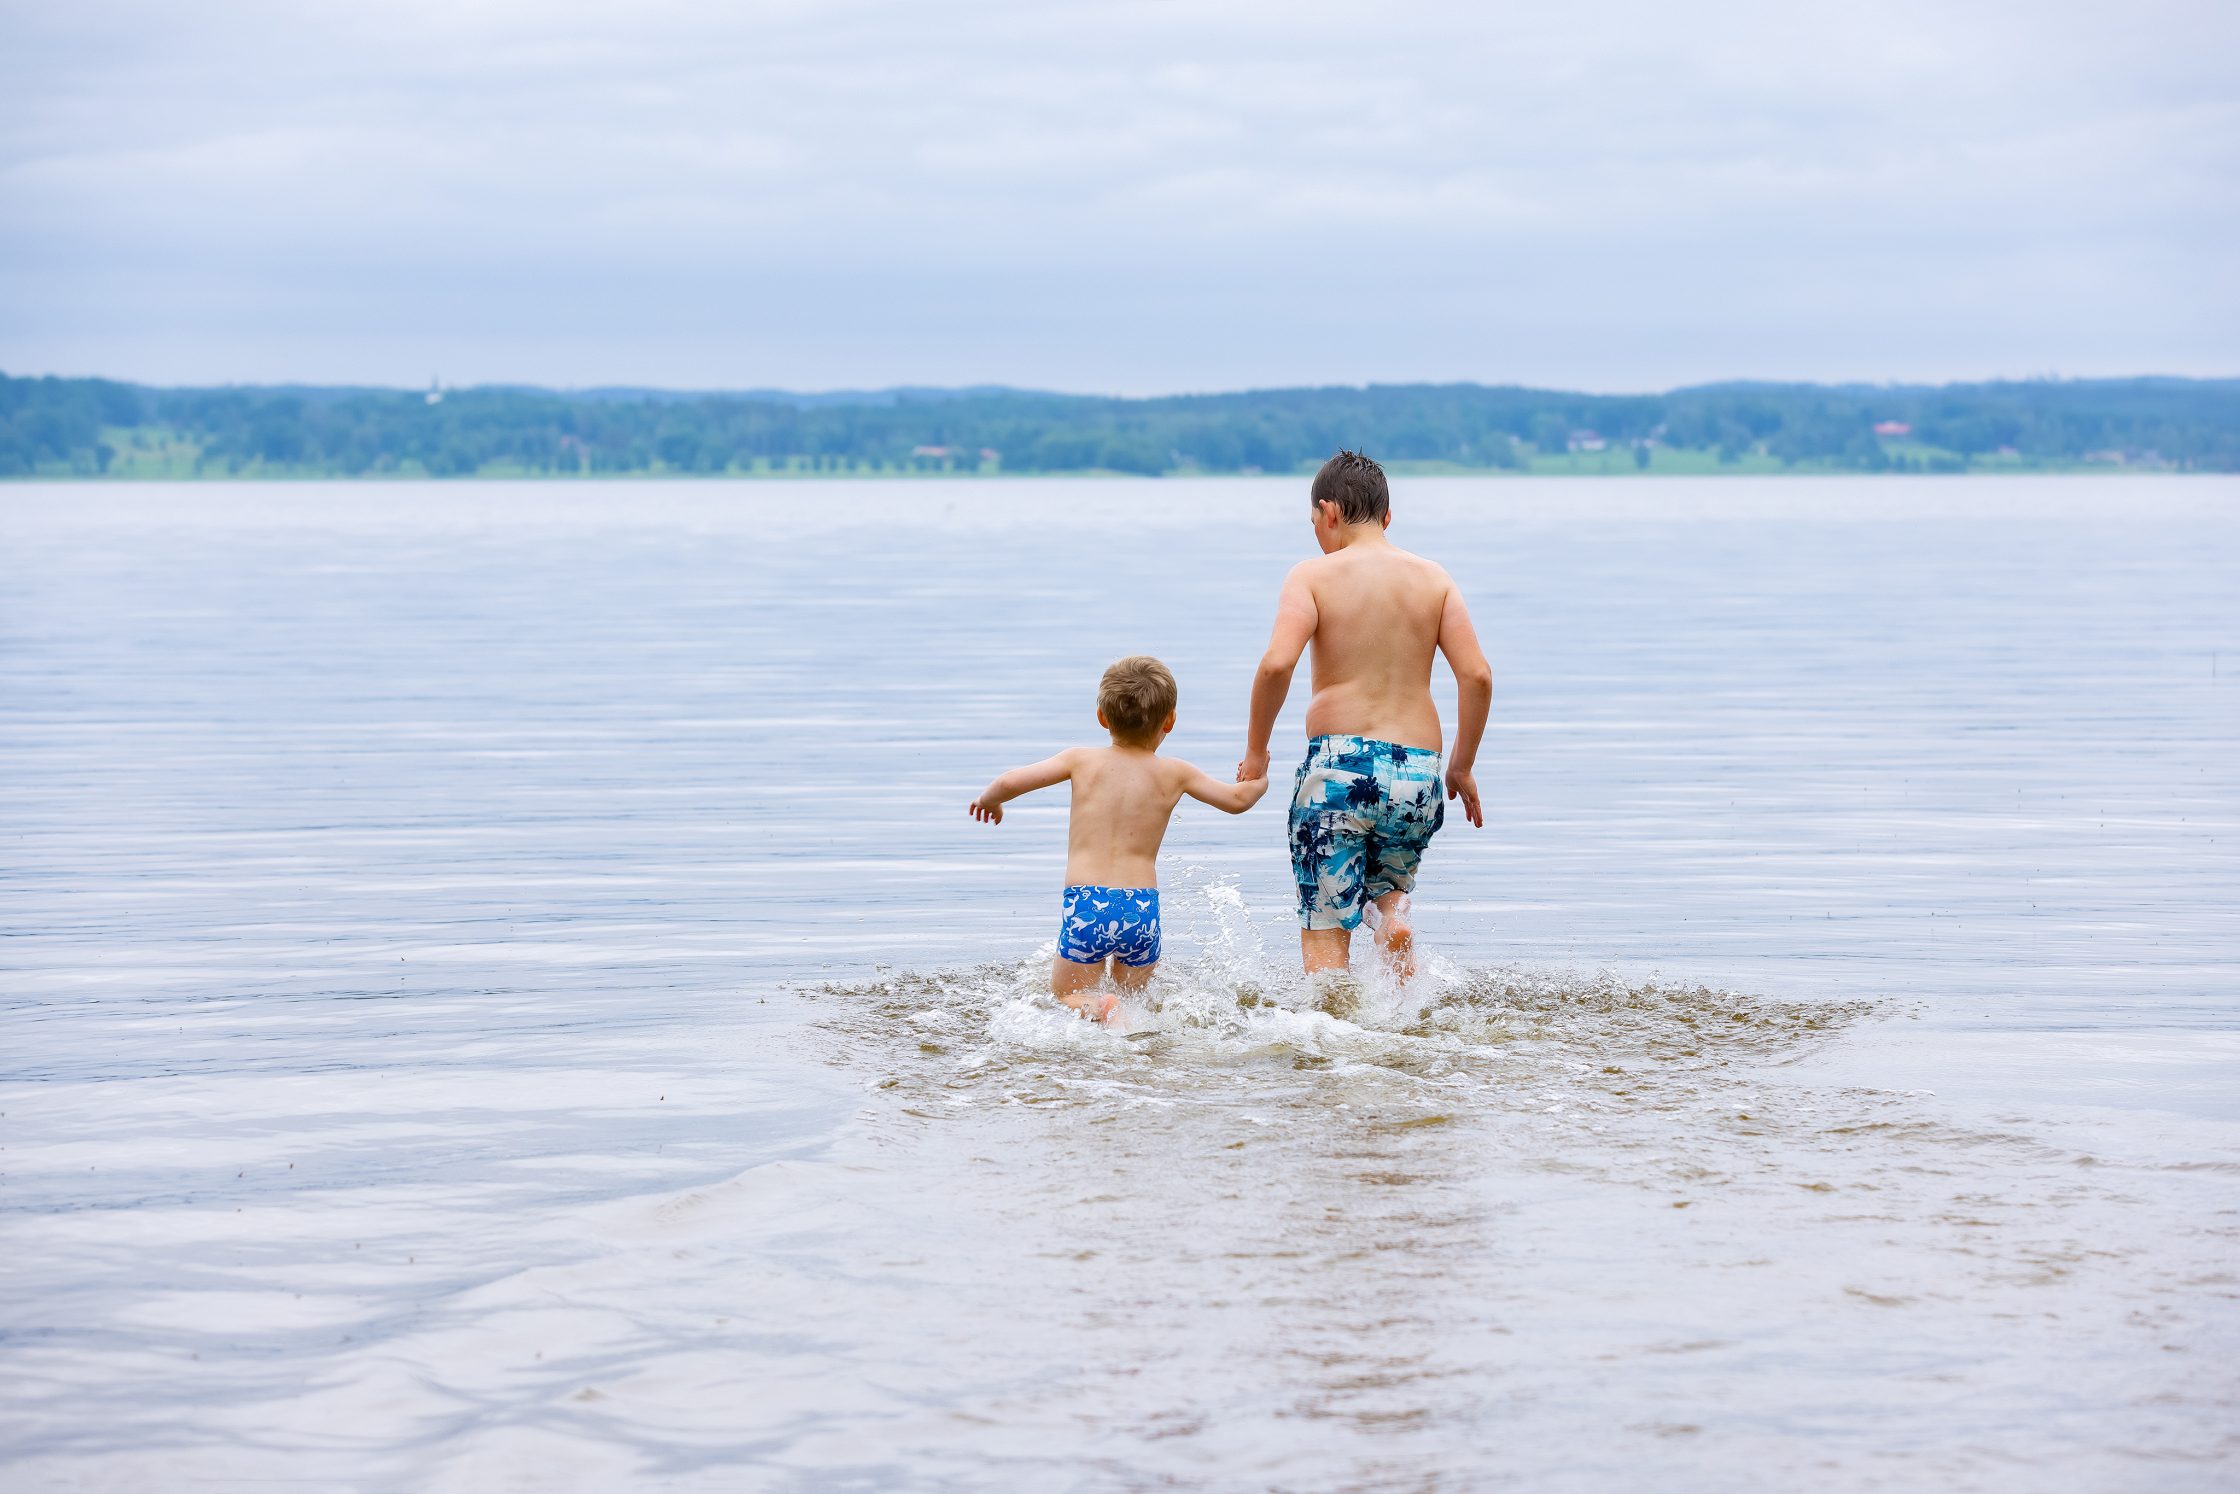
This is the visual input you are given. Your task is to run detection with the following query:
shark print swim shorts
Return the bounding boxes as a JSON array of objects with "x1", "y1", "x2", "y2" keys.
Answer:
[{"x1": 1056, "y1": 884, "x2": 1162, "y2": 967}]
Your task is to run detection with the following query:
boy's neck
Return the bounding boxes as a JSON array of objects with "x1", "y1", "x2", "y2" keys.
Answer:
[
  {"x1": 1330, "y1": 521, "x2": 1390, "y2": 550},
  {"x1": 1107, "y1": 735, "x2": 1161, "y2": 753}
]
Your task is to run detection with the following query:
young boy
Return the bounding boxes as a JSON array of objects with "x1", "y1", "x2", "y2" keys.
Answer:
[
  {"x1": 970, "y1": 655, "x2": 1268, "y2": 1022},
  {"x1": 1237, "y1": 450, "x2": 1493, "y2": 980}
]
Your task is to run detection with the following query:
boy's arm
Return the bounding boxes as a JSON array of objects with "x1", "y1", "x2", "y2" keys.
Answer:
[
  {"x1": 1175, "y1": 759, "x2": 1268, "y2": 815},
  {"x1": 1435, "y1": 577, "x2": 1494, "y2": 828},
  {"x1": 1240, "y1": 563, "x2": 1317, "y2": 781},
  {"x1": 968, "y1": 750, "x2": 1076, "y2": 825}
]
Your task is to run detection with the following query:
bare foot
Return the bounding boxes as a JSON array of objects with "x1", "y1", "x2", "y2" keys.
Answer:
[
  {"x1": 1058, "y1": 992, "x2": 1119, "y2": 1024},
  {"x1": 1370, "y1": 898, "x2": 1417, "y2": 980},
  {"x1": 1377, "y1": 922, "x2": 1416, "y2": 980}
]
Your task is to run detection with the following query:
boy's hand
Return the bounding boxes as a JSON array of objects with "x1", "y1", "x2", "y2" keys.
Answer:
[
  {"x1": 1445, "y1": 765, "x2": 1482, "y2": 828},
  {"x1": 1237, "y1": 748, "x2": 1270, "y2": 783},
  {"x1": 967, "y1": 795, "x2": 1003, "y2": 825}
]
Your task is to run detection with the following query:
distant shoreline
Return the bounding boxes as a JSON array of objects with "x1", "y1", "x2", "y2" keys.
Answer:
[
  {"x1": 7, "y1": 372, "x2": 2234, "y2": 478},
  {"x1": 2, "y1": 452, "x2": 2201, "y2": 482}
]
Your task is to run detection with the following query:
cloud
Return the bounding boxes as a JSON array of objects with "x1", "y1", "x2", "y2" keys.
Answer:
[{"x1": 1, "y1": 0, "x2": 2233, "y2": 390}]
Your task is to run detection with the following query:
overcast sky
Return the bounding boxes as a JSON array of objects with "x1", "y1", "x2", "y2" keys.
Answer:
[{"x1": 2, "y1": 0, "x2": 2234, "y2": 394}]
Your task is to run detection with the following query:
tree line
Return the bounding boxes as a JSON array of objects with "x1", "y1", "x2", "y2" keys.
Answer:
[{"x1": 4, "y1": 371, "x2": 2235, "y2": 477}]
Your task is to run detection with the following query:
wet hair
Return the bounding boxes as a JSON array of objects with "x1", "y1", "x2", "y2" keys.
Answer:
[
  {"x1": 1097, "y1": 655, "x2": 1177, "y2": 743},
  {"x1": 1311, "y1": 449, "x2": 1389, "y2": 525}
]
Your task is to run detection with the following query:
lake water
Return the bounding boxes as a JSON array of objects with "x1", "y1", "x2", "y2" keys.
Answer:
[{"x1": 3, "y1": 477, "x2": 2236, "y2": 1491}]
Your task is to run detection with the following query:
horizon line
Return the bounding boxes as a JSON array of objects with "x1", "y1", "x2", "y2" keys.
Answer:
[{"x1": 7, "y1": 369, "x2": 2240, "y2": 404}]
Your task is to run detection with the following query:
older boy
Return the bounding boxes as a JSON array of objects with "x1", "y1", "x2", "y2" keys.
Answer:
[
  {"x1": 1237, "y1": 450, "x2": 1493, "y2": 979},
  {"x1": 972, "y1": 656, "x2": 1267, "y2": 1021}
]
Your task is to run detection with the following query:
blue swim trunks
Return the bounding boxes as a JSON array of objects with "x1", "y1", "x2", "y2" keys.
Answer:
[
  {"x1": 1057, "y1": 885, "x2": 1162, "y2": 967},
  {"x1": 1289, "y1": 735, "x2": 1445, "y2": 930}
]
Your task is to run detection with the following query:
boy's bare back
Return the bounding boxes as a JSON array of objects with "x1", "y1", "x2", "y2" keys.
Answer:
[
  {"x1": 1241, "y1": 506, "x2": 1490, "y2": 824},
  {"x1": 1048, "y1": 744, "x2": 1244, "y2": 888},
  {"x1": 970, "y1": 654, "x2": 1264, "y2": 888},
  {"x1": 1284, "y1": 542, "x2": 1466, "y2": 751}
]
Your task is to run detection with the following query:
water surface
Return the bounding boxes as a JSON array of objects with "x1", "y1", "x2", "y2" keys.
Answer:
[{"x1": 3, "y1": 477, "x2": 2236, "y2": 1490}]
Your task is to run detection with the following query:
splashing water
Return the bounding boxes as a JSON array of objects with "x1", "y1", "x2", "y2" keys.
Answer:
[
  {"x1": 816, "y1": 873, "x2": 1877, "y2": 1129},
  {"x1": 787, "y1": 877, "x2": 2236, "y2": 1487}
]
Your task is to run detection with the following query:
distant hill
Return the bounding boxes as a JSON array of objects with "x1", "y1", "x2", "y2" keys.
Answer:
[{"x1": 3, "y1": 372, "x2": 2235, "y2": 478}]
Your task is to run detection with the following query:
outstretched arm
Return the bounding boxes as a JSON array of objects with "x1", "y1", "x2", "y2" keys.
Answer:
[
  {"x1": 1436, "y1": 579, "x2": 1493, "y2": 828},
  {"x1": 968, "y1": 750, "x2": 1076, "y2": 825},
  {"x1": 1177, "y1": 761, "x2": 1268, "y2": 815},
  {"x1": 1241, "y1": 563, "x2": 1317, "y2": 781}
]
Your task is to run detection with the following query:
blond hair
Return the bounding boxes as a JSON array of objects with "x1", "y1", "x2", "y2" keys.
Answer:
[{"x1": 1097, "y1": 655, "x2": 1177, "y2": 743}]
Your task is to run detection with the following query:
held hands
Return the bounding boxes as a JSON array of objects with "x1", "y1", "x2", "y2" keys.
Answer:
[
  {"x1": 1236, "y1": 747, "x2": 1270, "y2": 784},
  {"x1": 1237, "y1": 774, "x2": 1269, "y2": 809},
  {"x1": 1445, "y1": 765, "x2": 1483, "y2": 828}
]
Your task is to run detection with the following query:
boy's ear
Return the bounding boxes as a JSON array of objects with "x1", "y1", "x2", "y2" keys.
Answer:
[
  {"x1": 1161, "y1": 709, "x2": 1177, "y2": 734},
  {"x1": 1096, "y1": 707, "x2": 1110, "y2": 731}
]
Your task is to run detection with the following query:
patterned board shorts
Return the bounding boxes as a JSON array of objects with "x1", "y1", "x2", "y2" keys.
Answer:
[
  {"x1": 1057, "y1": 884, "x2": 1162, "y2": 967},
  {"x1": 1289, "y1": 735, "x2": 1445, "y2": 931}
]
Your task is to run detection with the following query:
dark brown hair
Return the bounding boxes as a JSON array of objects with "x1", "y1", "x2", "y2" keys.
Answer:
[
  {"x1": 1098, "y1": 655, "x2": 1177, "y2": 743},
  {"x1": 1311, "y1": 449, "x2": 1389, "y2": 525}
]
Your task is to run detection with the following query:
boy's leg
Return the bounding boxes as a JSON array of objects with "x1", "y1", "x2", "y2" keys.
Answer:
[
  {"x1": 1051, "y1": 955, "x2": 1103, "y2": 1002},
  {"x1": 1290, "y1": 743, "x2": 1377, "y2": 977},
  {"x1": 1110, "y1": 960, "x2": 1156, "y2": 993},
  {"x1": 1301, "y1": 931, "x2": 1364, "y2": 1020},
  {"x1": 1052, "y1": 956, "x2": 1120, "y2": 1022},
  {"x1": 1367, "y1": 890, "x2": 1415, "y2": 979},
  {"x1": 1299, "y1": 839, "x2": 1367, "y2": 975},
  {"x1": 1294, "y1": 833, "x2": 1366, "y2": 976},
  {"x1": 1300, "y1": 928, "x2": 1351, "y2": 973},
  {"x1": 1100, "y1": 895, "x2": 1159, "y2": 1004},
  {"x1": 1362, "y1": 766, "x2": 1441, "y2": 981}
]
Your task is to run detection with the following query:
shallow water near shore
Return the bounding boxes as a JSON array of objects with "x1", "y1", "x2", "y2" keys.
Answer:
[{"x1": 3, "y1": 476, "x2": 2237, "y2": 1490}]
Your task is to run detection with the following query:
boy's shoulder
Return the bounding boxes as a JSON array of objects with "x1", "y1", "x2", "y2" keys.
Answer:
[
  {"x1": 1069, "y1": 744, "x2": 1155, "y2": 770},
  {"x1": 1290, "y1": 544, "x2": 1452, "y2": 587},
  {"x1": 1150, "y1": 752, "x2": 1209, "y2": 793},
  {"x1": 1075, "y1": 745, "x2": 1189, "y2": 792}
]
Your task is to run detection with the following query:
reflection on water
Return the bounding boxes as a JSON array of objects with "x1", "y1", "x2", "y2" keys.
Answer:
[{"x1": 2, "y1": 478, "x2": 2236, "y2": 1489}]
